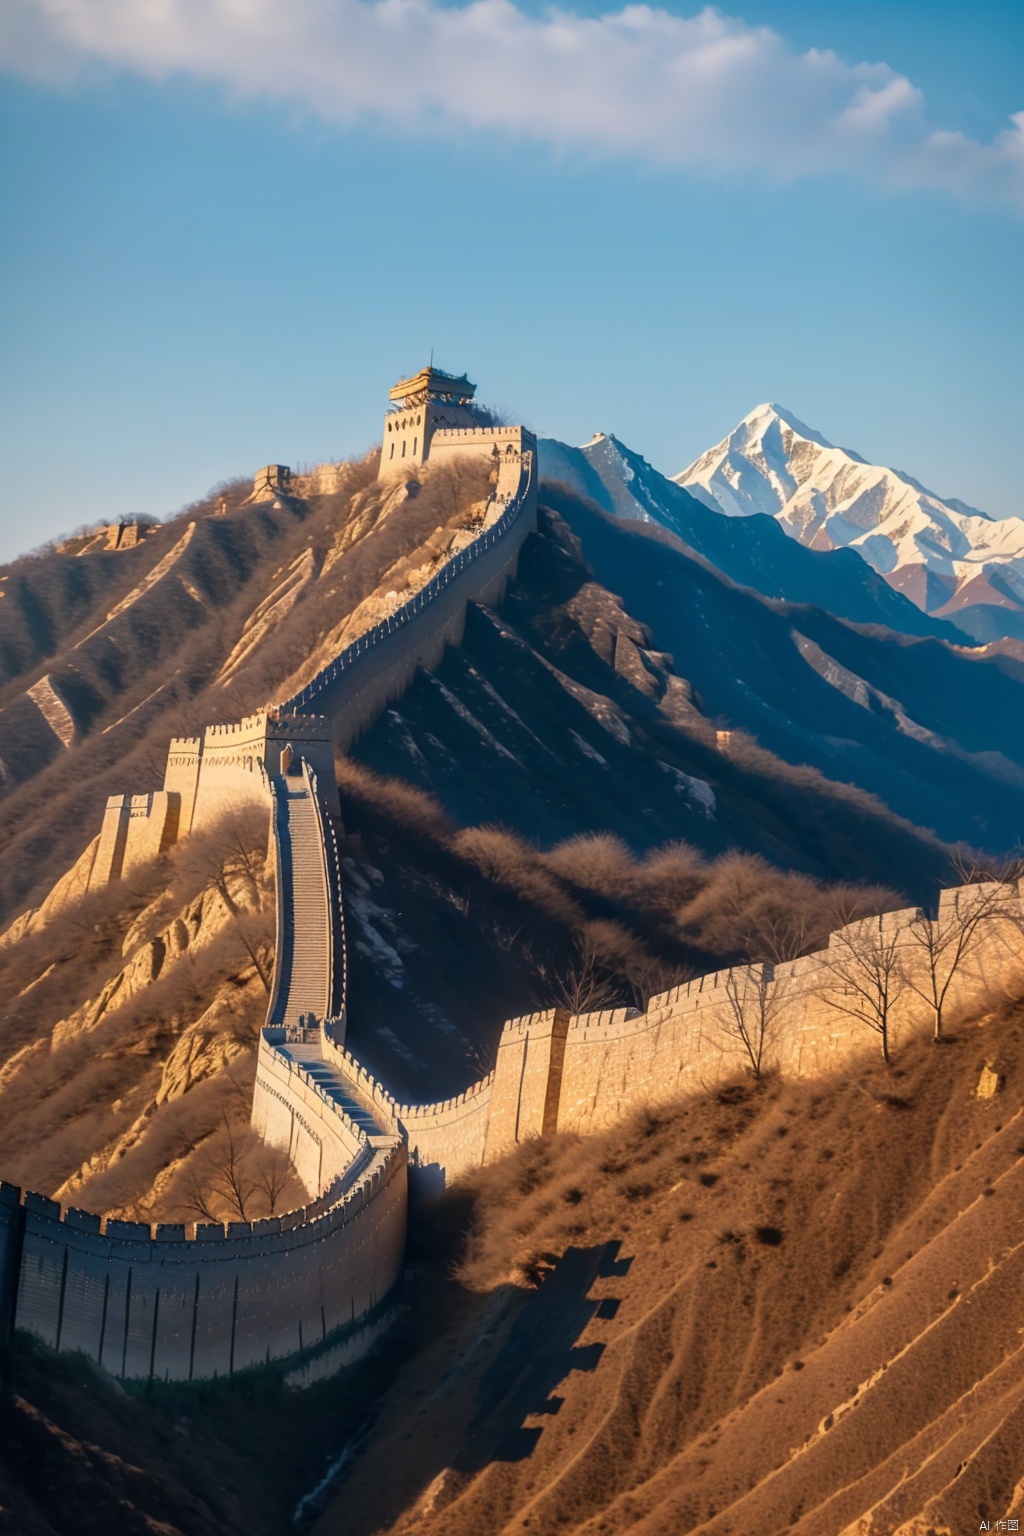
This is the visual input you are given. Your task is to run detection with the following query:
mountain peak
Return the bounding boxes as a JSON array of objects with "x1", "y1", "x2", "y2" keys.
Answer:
[
  {"x1": 738, "y1": 402, "x2": 839, "y2": 452},
  {"x1": 675, "y1": 406, "x2": 1020, "y2": 643}
]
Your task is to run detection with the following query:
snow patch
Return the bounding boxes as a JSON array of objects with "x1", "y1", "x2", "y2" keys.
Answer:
[
  {"x1": 569, "y1": 730, "x2": 608, "y2": 766},
  {"x1": 659, "y1": 762, "x2": 716, "y2": 817}
]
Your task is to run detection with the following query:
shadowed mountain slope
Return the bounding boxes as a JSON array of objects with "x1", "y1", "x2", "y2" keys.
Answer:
[
  {"x1": 352, "y1": 490, "x2": 1024, "y2": 863},
  {"x1": 540, "y1": 434, "x2": 971, "y2": 643}
]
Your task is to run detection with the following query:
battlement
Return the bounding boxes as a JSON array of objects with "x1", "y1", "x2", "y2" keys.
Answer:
[
  {"x1": 378, "y1": 367, "x2": 531, "y2": 481},
  {"x1": 202, "y1": 713, "x2": 268, "y2": 740},
  {"x1": 320, "y1": 1031, "x2": 401, "y2": 1131},
  {"x1": 431, "y1": 426, "x2": 535, "y2": 445},
  {"x1": 1, "y1": 1146, "x2": 402, "y2": 1244},
  {"x1": 499, "y1": 1007, "x2": 560, "y2": 1041},
  {"x1": 395, "y1": 1072, "x2": 496, "y2": 1123},
  {"x1": 198, "y1": 710, "x2": 331, "y2": 744}
]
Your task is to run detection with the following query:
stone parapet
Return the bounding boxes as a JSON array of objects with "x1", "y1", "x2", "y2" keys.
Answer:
[
  {"x1": 277, "y1": 451, "x2": 536, "y2": 747},
  {"x1": 369, "y1": 881, "x2": 1024, "y2": 1174},
  {"x1": 1, "y1": 1135, "x2": 406, "y2": 1380}
]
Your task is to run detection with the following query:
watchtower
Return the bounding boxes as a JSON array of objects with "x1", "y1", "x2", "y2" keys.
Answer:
[
  {"x1": 379, "y1": 366, "x2": 484, "y2": 478},
  {"x1": 252, "y1": 464, "x2": 292, "y2": 500}
]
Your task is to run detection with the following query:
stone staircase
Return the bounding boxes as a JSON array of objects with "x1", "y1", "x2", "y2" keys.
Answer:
[
  {"x1": 268, "y1": 771, "x2": 333, "y2": 1029},
  {"x1": 263, "y1": 761, "x2": 397, "y2": 1148},
  {"x1": 283, "y1": 1044, "x2": 391, "y2": 1140}
]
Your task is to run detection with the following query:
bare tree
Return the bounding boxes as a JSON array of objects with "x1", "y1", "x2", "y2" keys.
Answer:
[
  {"x1": 816, "y1": 914, "x2": 907, "y2": 1066},
  {"x1": 744, "y1": 905, "x2": 821, "y2": 966},
  {"x1": 180, "y1": 1169, "x2": 222, "y2": 1226},
  {"x1": 621, "y1": 952, "x2": 694, "y2": 1011},
  {"x1": 906, "y1": 876, "x2": 1022, "y2": 1041},
  {"x1": 172, "y1": 803, "x2": 270, "y2": 916},
  {"x1": 181, "y1": 1111, "x2": 257, "y2": 1222},
  {"x1": 224, "y1": 907, "x2": 275, "y2": 995},
  {"x1": 466, "y1": 1038, "x2": 498, "y2": 1080},
  {"x1": 715, "y1": 962, "x2": 791, "y2": 1079},
  {"x1": 250, "y1": 1143, "x2": 298, "y2": 1217},
  {"x1": 421, "y1": 456, "x2": 494, "y2": 527},
  {"x1": 545, "y1": 929, "x2": 623, "y2": 1016},
  {"x1": 169, "y1": 804, "x2": 275, "y2": 991}
]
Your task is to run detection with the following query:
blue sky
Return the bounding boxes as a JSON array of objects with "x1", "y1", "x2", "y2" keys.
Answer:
[{"x1": 0, "y1": 0, "x2": 1021, "y2": 561}]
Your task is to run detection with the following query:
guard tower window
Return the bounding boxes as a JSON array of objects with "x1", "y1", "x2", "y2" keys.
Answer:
[{"x1": 413, "y1": 437, "x2": 418, "y2": 456}]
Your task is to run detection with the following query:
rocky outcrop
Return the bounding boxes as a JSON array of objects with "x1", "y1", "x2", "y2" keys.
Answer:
[
  {"x1": 217, "y1": 548, "x2": 317, "y2": 685},
  {"x1": 2, "y1": 823, "x2": 275, "y2": 1216},
  {"x1": 155, "y1": 988, "x2": 260, "y2": 1106},
  {"x1": 0, "y1": 837, "x2": 99, "y2": 947}
]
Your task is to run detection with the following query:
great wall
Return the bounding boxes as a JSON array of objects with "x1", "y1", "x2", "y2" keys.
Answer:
[{"x1": 2, "y1": 366, "x2": 1022, "y2": 1382}]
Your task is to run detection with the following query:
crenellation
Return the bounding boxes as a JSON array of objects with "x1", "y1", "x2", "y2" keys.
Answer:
[
  {"x1": 64, "y1": 1209, "x2": 102, "y2": 1233},
  {"x1": 105, "y1": 1218, "x2": 151, "y2": 1239}
]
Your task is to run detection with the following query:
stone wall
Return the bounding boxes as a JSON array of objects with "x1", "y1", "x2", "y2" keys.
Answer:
[
  {"x1": 81, "y1": 435, "x2": 533, "y2": 889},
  {"x1": 87, "y1": 714, "x2": 338, "y2": 893},
  {"x1": 279, "y1": 451, "x2": 536, "y2": 749},
  {"x1": 0, "y1": 1130, "x2": 406, "y2": 1381},
  {"x1": 315, "y1": 1027, "x2": 495, "y2": 1193},
  {"x1": 252, "y1": 1032, "x2": 371, "y2": 1197},
  {"x1": 88, "y1": 791, "x2": 181, "y2": 890},
  {"x1": 189, "y1": 711, "x2": 338, "y2": 832},
  {"x1": 398, "y1": 1077, "x2": 495, "y2": 1187},
  {"x1": 379, "y1": 886, "x2": 1024, "y2": 1184},
  {"x1": 429, "y1": 426, "x2": 534, "y2": 466},
  {"x1": 164, "y1": 739, "x2": 203, "y2": 839}
]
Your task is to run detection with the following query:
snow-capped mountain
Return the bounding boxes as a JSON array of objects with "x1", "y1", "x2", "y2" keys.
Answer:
[
  {"x1": 676, "y1": 404, "x2": 1024, "y2": 643},
  {"x1": 539, "y1": 433, "x2": 969, "y2": 644}
]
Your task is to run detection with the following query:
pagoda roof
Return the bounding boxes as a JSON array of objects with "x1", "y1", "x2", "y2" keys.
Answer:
[{"x1": 389, "y1": 367, "x2": 476, "y2": 404}]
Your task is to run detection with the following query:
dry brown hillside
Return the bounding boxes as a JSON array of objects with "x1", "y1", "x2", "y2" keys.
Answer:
[
  {"x1": 0, "y1": 806, "x2": 304, "y2": 1225},
  {"x1": 316, "y1": 997, "x2": 1024, "y2": 1536},
  {"x1": 0, "y1": 453, "x2": 493, "y2": 922},
  {"x1": 1, "y1": 993, "x2": 1022, "y2": 1535}
]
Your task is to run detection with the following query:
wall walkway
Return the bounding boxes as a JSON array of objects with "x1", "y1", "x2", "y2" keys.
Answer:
[
  {"x1": 279, "y1": 449, "x2": 537, "y2": 749},
  {"x1": 0, "y1": 431, "x2": 537, "y2": 1379}
]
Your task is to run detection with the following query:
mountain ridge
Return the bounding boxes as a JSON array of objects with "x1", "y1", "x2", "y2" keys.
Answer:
[
  {"x1": 674, "y1": 403, "x2": 1024, "y2": 642},
  {"x1": 539, "y1": 432, "x2": 971, "y2": 645}
]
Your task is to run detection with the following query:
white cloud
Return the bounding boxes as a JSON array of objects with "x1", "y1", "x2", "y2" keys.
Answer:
[{"x1": 2, "y1": 0, "x2": 1022, "y2": 208}]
